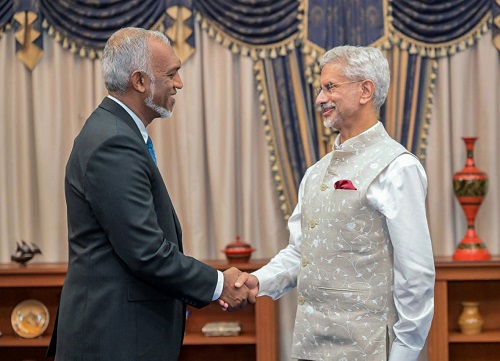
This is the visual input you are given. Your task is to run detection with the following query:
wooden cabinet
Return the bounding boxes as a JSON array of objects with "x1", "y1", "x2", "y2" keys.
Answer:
[
  {"x1": 0, "y1": 263, "x2": 66, "y2": 361},
  {"x1": 180, "y1": 260, "x2": 278, "y2": 361},
  {"x1": 0, "y1": 260, "x2": 278, "y2": 361},
  {"x1": 428, "y1": 256, "x2": 500, "y2": 361}
]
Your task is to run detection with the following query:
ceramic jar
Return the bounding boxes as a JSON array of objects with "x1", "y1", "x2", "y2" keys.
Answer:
[
  {"x1": 222, "y1": 237, "x2": 255, "y2": 263},
  {"x1": 458, "y1": 301, "x2": 484, "y2": 335}
]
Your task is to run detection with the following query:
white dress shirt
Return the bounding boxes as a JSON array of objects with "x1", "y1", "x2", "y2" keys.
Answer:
[
  {"x1": 107, "y1": 96, "x2": 224, "y2": 301},
  {"x1": 254, "y1": 124, "x2": 435, "y2": 361}
]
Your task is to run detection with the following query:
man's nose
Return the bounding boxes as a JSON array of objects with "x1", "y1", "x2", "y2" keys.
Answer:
[
  {"x1": 315, "y1": 90, "x2": 326, "y2": 105},
  {"x1": 174, "y1": 73, "x2": 183, "y2": 90}
]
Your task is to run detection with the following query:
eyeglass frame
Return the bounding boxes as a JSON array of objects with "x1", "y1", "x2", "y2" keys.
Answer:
[{"x1": 314, "y1": 80, "x2": 365, "y2": 97}]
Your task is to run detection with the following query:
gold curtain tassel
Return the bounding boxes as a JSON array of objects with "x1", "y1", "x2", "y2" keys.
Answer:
[{"x1": 438, "y1": 47, "x2": 447, "y2": 57}]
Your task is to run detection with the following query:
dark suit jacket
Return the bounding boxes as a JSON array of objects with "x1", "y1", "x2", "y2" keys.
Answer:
[{"x1": 47, "y1": 98, "x2": 218, "y2": 361}]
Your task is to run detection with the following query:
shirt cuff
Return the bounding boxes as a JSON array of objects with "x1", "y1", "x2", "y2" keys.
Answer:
[
  {"x1": 388, "y1": 341, "x2": 422, "y2": 361},
  {"x1": 211, "y1": 270, "x2": 224, "y2": 301}
]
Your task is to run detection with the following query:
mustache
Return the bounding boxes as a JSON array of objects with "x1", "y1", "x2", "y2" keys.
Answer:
[{"x1": 321, "y1": 102, "x2": 335, "y2": 112}]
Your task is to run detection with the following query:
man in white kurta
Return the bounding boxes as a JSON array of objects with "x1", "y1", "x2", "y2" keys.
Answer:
[{"x1": 230, "y1": 46, "x2": 435, "y2": 361}]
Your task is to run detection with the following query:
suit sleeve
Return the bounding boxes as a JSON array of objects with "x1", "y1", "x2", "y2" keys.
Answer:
[{"x1": 84, "y1": 133, "x2": 217, "y2": 307}]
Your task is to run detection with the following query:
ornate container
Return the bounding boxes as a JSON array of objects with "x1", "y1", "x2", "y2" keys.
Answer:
[
  {"x1": 452, "y1": 137, "x2": 491, "y2": 260},
  {"x1": 222, "y1": 237, "x2": 255, "y2": 263}
]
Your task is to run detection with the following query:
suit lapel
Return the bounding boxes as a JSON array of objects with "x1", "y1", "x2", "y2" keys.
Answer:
[{"x1": 98, "y1": 97, "x2": 184, "y2": 252}]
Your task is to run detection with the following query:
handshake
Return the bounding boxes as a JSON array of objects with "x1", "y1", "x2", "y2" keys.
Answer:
[{"x1": 217, "y1": 267, "x2": 259, "y2": 312}]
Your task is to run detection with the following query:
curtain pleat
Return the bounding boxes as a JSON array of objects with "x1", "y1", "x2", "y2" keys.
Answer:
[
  {"x1": 383, "y1": 49, "x2": 436, "y2": 160},
  {"x1": 254, "y1": 48, "x2": 322, "y2": 218},
  {"x1": 196, "y1": 0, "x2": 300, "y2": 44},
  {"x1": 41, "y1": 0, "x2": 165, "y2": 47},
  {"x1": 0, "y1": 0, "x2": 11, "y2": 29},
  {"x1": 427, "y1": 30, "x2": 500, "y2": 257},
  {"x1": 391, "y1": 0, "x2": 490, "y2": 43}
]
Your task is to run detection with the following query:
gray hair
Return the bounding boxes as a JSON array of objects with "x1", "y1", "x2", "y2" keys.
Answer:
[
  {"x1": 102, "y1": 27, "x2": 171, "y2": 93},
  {"x1": 319, "y1": 46, "x2": 390, "y2": 112}
]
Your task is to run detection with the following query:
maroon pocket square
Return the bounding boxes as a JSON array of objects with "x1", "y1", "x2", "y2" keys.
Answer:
[{"x1": 334, "y1": 179, "x2": 357, "y2": 190}]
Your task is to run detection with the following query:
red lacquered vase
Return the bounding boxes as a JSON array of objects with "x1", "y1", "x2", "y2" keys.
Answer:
[{"x1": 452, "y1": 137, "x2": 491, "y2": 261}]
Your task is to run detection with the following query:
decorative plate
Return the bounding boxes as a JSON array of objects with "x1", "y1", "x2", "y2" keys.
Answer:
[{"x1": 11, "y1": 299, "x2": 50, "y2": 338}]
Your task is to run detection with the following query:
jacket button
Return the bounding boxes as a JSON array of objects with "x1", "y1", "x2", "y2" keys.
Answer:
[
  {"x1": 298, "y1": 296, "x2": 305, "y2": 305},
  {"x1": 320, "y1": 184, "x2": 327, "y2": 191},
  {"x1": 301, "y1": 258, "x2": 308, "y2": 267},
  {"x1": 309, "y1": 219, "x2": 316, "y2": 228}
]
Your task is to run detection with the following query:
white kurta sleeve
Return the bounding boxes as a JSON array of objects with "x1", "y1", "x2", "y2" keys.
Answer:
[
  {"x1": 252, "y1": 168, "x2": 312, "y2": 300},
  {"x1": 367, "y1": 154, "x2": 435, "y2": 361}
]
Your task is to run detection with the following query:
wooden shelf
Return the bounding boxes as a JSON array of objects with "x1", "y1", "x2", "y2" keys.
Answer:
[
  {"x1": 183, "y1": 332, "x2": 256, "y2": 345},
  {"x1": 449, "y1": 330, "x2": 500, "y2": 343},
  {"x1": 0, "y1": 334, "x2": 51, "y2": 347},
  {"x1": 428, "y1": 256, "x2": 500, "y2": 361},
  {"x1": 0, "y1": 260, "x2": 278, "y2": 361}
]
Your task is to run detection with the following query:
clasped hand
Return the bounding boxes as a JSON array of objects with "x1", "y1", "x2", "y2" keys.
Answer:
[{"x1": 218, "y1": 267, "x2": 259, "y2": 311}]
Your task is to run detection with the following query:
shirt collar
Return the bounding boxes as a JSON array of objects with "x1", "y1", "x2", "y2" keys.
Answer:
[
  {"x1": 107, "y1": 95, "x2": 148, "y2": 143},
  {"x1": 333, "y1": 121, "x2": 382, "y2": 150}
]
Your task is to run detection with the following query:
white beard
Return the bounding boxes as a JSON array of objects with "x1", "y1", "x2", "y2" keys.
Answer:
[
  {"x1": 322, "y1": 103, "x2": 339, "y2": 130},
  {"x1": 324, "y1": 118, "x2": 339, "y2": 130},
  {"x1": 145, "y1": 81, "x2": 172, "y2": 119}
]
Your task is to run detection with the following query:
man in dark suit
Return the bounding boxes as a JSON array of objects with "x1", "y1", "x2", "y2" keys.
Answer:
[{"x1": 47, "y1": 27, "x2": 253, "y2": 361}]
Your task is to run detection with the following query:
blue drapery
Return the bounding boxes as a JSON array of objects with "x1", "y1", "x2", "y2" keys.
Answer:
[
  {"x1": 0, "y1": 0, "x2": 497, "y2": 219},
  {"x1": 0, "y1": 0, "x2": 12, "y2": 30},
  {"x1": 197, "y1": 0, "x2": 300, "y2": 45},
  {"x1": 494, "y1": 1, "x2": 500, "y2": 51},
  {"x1": 41, "y1": 0, "x2": 165, "y2": 48},
  {"x1": 307, "y1": 0, "x2": 387, "y2": 49},
  {"x1": 392, "y1": 0, "x2": 490, "y2": 44}
]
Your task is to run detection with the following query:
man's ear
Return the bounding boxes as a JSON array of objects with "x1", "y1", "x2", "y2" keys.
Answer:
[
  {"x1": 359, "y1": 79, "x2": 375, "y2": 105},
  {"x1": 130, "y1": 70, "x2": 147, "y2": 93}
]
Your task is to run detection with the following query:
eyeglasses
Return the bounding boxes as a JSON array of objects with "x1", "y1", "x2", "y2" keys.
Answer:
[{"x1": 314, "y1": 80, "x2": 364, "y2": 97}]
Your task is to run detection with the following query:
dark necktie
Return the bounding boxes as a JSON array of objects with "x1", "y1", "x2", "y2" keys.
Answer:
[{"x1": 146, "y1": 136, "x2": 157, "y2": 165}]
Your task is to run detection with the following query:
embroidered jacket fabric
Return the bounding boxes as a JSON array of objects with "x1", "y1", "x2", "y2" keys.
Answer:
[{"x1": 291, "y1": 124, "x2": 408, "y2": 360}]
